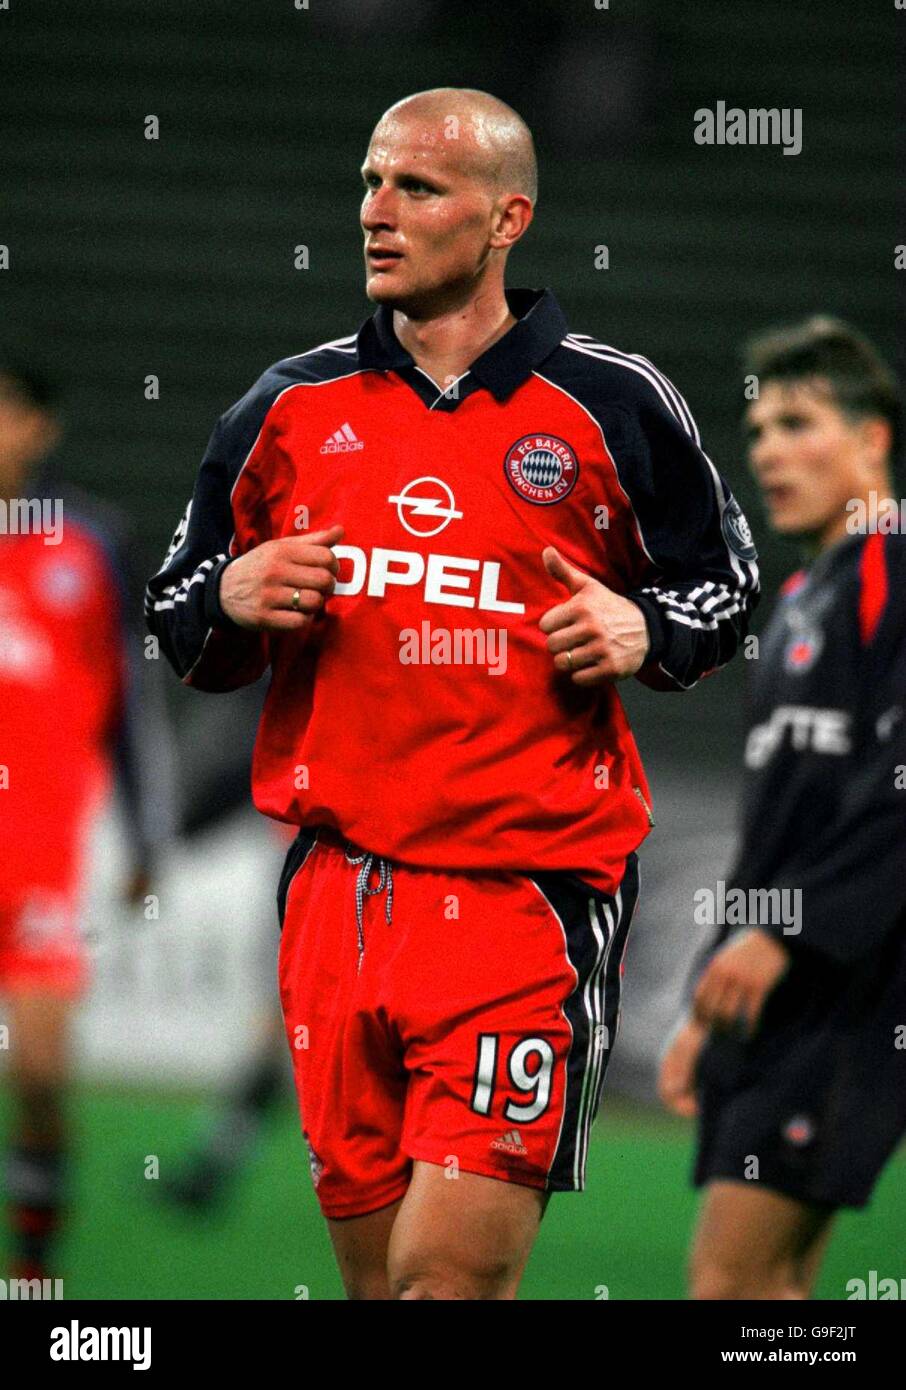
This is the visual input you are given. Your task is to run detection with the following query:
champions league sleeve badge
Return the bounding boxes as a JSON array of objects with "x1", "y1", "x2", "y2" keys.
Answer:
[{"x1": 720, "y1": 495, "x2": 758, "y2": 561}]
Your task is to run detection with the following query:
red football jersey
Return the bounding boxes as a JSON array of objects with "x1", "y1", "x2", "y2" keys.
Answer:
[{"x1": 146, "y1": 289, "x2": 758, "y2": 892}]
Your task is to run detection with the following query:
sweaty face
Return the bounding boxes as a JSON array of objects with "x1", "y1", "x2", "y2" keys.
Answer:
[
  {"x1": 745, "y1": 380, "x2": 873, "y2": 543},
  {"x1": 360, "y1": 114, "x2": 500, "y2": 314}
]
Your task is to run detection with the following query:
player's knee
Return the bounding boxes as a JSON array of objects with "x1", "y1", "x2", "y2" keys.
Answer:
[
  {"x1": 344, "y1": 1275, "x2": 393, "y2": 1301},
  {"x1": 390, "y1": 1255, "x2": 518, "y2": 1301},
  {"x1": 690, "y1": 1253, "x2": 800, "y2": 1301},
  {"x1": 690, "y1": 1260, "x2": 748, "y2": 1301}
]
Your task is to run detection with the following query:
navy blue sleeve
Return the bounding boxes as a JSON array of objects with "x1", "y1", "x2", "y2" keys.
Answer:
[
  {"x1": 547, "y1": 340, "x2": 760, "y2": 691},
  {"x1": 617, "y1": 381, "x2": 761, "y2": 691},
  {"x1": 144, "y1": 385, "x2": 278, "y2": 692}
]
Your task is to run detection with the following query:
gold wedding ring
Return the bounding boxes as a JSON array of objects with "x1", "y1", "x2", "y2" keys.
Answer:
[
  {"x1": 566, "y1": 649, "x2": 574, "y2": 669},
  {"x1": 291, "y1": 589, "x2": 301, "y2": 611}
]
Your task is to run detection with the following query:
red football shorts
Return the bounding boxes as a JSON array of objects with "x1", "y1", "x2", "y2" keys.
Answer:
[{"x1": 277, "y1": 826, "x2": 639, "y2": 1219}]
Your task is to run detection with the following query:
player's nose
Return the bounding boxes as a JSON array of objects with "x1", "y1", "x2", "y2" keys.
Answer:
[
  {"x1": 361, "y1": 186, "x2": 397, "y2": 231},
  {"x1": 749, "y1": 432, "x2": 783, "y2": 476}
]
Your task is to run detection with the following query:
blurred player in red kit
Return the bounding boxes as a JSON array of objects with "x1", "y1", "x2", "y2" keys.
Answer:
[
  {"x1": 147, "y1": 89, "x2": 758, "y2": 1299},
  {"x1": 0, "y1": 362, "x2": 170, "y2": 1282},
  {"x1": 660, "y1": 319, "x2": 906, "y2": 1299}
]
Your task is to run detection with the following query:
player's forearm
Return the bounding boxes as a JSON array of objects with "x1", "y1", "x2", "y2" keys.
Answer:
[
  {"x1": 616, "y1": 393, "x2": 760, "y2": 692},
  {"x1": 631, "y1": 577, "x2": 758, "y2": 691},
  {"x1": 144, "y1": 421, "x2": 275, "y2": 690},
  {"x1": 145, "y1": 552, "x2": 269, "y2": 689}
]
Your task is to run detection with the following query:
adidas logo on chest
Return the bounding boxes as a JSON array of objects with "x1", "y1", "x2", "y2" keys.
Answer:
[{"x1": 320, "y1": 423, "x2": 364, "y2": 454}]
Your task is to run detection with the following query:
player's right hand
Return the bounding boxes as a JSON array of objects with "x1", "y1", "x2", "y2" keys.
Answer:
[
  {"x1": 657, "y1": 1016, "x2": 707, "y2": 1118},
  {"x1": 218, "y1": 525, "x2": 345, "y2": 631}
]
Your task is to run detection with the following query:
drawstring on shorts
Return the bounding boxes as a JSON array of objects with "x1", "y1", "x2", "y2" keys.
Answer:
[{"x1": 343, "y1": 843, "x2": 394, "y2": 969}]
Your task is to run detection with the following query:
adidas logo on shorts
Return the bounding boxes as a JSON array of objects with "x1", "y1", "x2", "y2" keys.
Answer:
[
  {"x1": 319, "y1": 422, "x2": 364, "y2": 454},
  {"x1": 490, "y1": 1129, "x2": 528, "y2": 1157}
]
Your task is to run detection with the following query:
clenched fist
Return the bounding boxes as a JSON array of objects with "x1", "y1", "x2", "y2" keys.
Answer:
[
  {"x1": 219, "y1": 525, "x2": 344, "y2": 632},
  {"x1": 539, "y1": 546, "x2": 650, "y2": 684}
]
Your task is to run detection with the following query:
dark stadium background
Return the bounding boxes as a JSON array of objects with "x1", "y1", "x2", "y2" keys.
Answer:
[{"x1": 1, "y1": 0, "x2": 903, "y2": 1299}]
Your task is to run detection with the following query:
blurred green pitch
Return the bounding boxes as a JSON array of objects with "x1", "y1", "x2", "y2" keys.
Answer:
[{"x1": 2, "y1": 1090, "x2": 902, "y2": 1300}]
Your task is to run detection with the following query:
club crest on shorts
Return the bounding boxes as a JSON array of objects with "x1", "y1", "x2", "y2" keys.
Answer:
[
  {"x1": 305, "y1": 1139, "x2": 324, "y2": 1189},
  {"x1": 782, "y1": 1114, "x2": 815, "y2": 1147},
  {"x1": 504, "y1": 434, "x2": 579, "y2": 505}
]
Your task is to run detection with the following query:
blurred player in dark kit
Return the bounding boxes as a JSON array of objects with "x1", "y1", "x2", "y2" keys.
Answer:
[
  {"x1": 660, "y1": 318, "x2": 906, "y2": 1299},
  {"x1": 0, "y1": 362, "x2": 170, "y2": 1281},
  {"x1": 147, "y1": 88, "x2": 758, "y2": 1299}
]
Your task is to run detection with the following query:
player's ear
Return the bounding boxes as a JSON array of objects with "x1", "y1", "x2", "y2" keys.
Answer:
[
  {"x1": 858, "y1": 415, "x2": 893, "y2": 472},
  {"x1": 489, "y1": 193, "x2": 533, "y2": 250}
]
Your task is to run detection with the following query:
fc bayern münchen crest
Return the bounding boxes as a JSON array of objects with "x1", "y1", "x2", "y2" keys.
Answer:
[{"x1": 504, "y1": 434, "x2": 579, "y2": 505}]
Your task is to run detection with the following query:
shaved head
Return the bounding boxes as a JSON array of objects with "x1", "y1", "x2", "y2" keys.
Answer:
[
  {"x1": 375, "y1": 88, "x2": 538, "y2": 205},
  {"x1": 360, "y1": 87, "x2": 537, "y2": 315}
]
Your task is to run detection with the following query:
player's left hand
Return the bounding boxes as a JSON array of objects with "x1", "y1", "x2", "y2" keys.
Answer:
[
  {"x1": 693, "y1": 928, "x2": 790, "y2": 1036},
  {"x1": 539, "y1": 546, "x2": 650, "y2": 684}
]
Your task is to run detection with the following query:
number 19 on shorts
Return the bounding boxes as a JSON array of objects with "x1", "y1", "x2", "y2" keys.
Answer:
[{"x1": 470, "y1": 1033, "x2": 555, "y2": 1124}]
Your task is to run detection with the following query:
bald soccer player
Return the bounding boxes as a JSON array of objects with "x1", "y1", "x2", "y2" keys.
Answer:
[{"x1": 146, "y1": 89, "x2": 759, "y2": 1300}]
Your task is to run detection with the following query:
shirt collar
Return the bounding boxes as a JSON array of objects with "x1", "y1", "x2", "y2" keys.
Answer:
[{"x1": 356, "y1": 288, "x2": 569, "y2": 402}]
